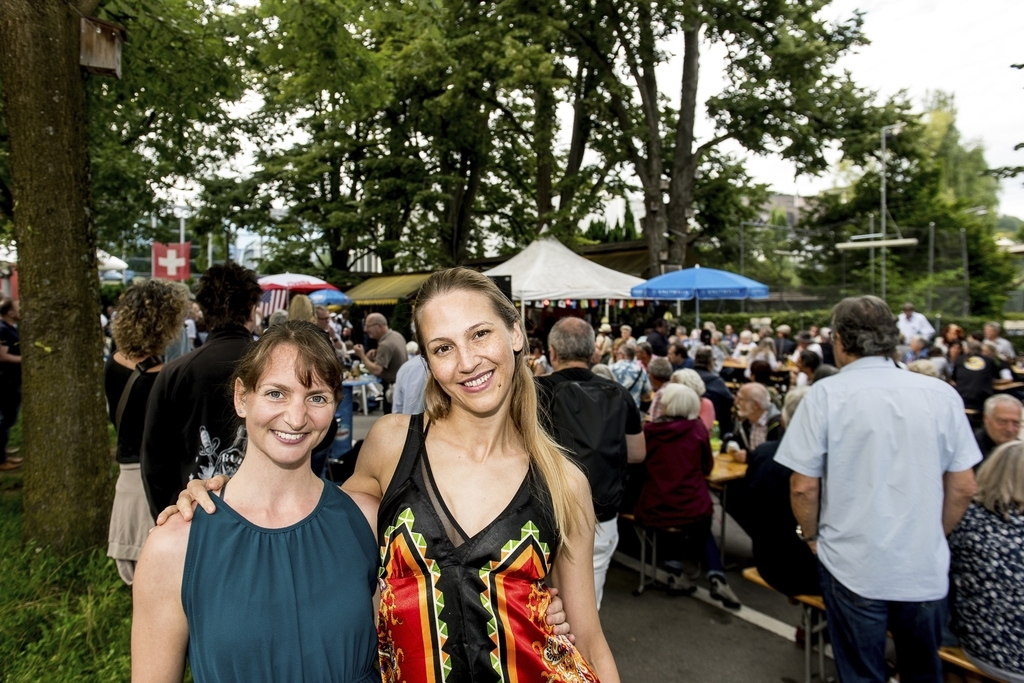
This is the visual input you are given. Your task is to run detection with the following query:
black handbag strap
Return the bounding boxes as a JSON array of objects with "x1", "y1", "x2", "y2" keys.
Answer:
[{"x1": 115, "y1": 356, "x2": 162, "y2": 431}]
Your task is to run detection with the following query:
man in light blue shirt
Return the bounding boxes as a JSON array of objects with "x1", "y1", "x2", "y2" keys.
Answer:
[
  {"x1": 610, "y1": 344, "x2": 651, "y2": 408},
  {"x1": 776, "y1": 295, "x2": 979, "y2": 683},
  {"x1": 391, "y1": 352, "x2": 427, "y2": 415}
]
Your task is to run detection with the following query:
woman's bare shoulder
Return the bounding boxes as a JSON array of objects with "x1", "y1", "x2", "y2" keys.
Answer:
[
  {"x1": 139, "y1": 513, "x2": 191, "y2": 567},
  {"x1": 343, "y1": 412, "x2": 416, "y2": 499}
]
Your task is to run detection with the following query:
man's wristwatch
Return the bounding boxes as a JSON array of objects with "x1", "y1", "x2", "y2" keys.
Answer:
[{"x1": 795, "y1": 525, "x2": 817, "y2": 543}]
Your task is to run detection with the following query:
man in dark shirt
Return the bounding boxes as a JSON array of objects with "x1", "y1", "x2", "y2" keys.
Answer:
[
  {"x1": 141, "y1": 263, "x2": 264, "y2": 518},
  {"x1": 535, "y1": 317, "x2": 645, "y2": 609},
  {"x1": 0, "y1": 299, "x2": 23, "y2": 471},
  {"x1": 645, "y1": 318, "x2": 670, "y2": 357},
  {"x1": 746, "y1": 386, "x2": 819, "y2": 596},
  {"x1": 952, "y1": 341, "x2": 1000, "y2": 412},
  {"x1": 693, "y1": 347, "x2": 734, "y2": 435},
  {"x1": 974, "y1": 394, "x2": 1022, "y2": 462},
  {"x1": 667, "y1": 342, "x2": 693, "y2": 371}
]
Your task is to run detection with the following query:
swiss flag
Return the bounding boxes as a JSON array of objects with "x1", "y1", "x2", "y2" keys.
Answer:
[{"x1": 152, "y1": 242, "x2": 191, "y2": 281}]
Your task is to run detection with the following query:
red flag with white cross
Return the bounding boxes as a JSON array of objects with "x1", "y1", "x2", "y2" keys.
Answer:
[{"x1": 151, "y1": 242, "x2": 191, "y2": 281}]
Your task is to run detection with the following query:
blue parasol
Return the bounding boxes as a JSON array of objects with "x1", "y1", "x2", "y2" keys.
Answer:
[
  {"x1": 631, "y1": 265, "x2": 769, "y2": 326},
  {"x1": 308, "y1": 289, "x2": 352, "y2": 306}
]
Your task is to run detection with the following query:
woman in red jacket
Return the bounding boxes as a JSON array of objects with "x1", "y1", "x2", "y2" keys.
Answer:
[{"x1": 635, "y1": 383, "x2": 741, "y2": 608}]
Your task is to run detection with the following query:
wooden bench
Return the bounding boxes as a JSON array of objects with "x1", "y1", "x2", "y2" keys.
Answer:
[
  {"x1": 742, "y1": 568, "x2": 1006, "y2": 683},
  {"x1": 620, "y1": 513, "x2": 688, "y2": 596},
  {"x1": 742, "y1": 567, "x2": 827, "y2": 683}
]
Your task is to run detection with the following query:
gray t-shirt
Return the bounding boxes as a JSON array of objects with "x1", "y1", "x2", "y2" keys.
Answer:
[
  {"x1": 373, "y1": 329, "x2": 408, "y2": 384},
  {"x1": 775, "y1": 355, "x2": 981, "y2": 601}
]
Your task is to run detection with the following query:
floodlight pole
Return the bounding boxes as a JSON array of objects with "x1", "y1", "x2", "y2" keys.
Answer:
[
  {"x1": 880, "y1": 123, "x2": 904, "y2": 302},
  {"x1": 927, "y1": 222, "x2": 935, "y2": 312}
]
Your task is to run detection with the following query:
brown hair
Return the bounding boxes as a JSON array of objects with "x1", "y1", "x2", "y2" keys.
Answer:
[
  {"x1": 112, "y1": 279, "x2": 189, "y2": 358},
  {"x1": 412, "y1": 268, "x2": 588, "y2": 556},
  {"x1": 195, "y1": 262, "x2": 263, "y2": 331},
  {"x1": 233, "y1": 321, "x2": 342, "y2": 403}
]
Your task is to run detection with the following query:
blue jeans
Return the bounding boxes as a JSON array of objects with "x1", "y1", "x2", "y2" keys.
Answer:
[{"x1": 818, "y1": 562, "x2": 942, "y2": 683}]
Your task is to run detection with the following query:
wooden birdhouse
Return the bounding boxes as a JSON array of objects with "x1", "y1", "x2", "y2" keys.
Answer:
[{"x1": 79, "y1": 16, "x2": 126, "y2": 79}]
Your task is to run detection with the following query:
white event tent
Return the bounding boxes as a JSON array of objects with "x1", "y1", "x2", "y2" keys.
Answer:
[{"x1": 482, "y1": 237, "x2": 645, "y2": 316}]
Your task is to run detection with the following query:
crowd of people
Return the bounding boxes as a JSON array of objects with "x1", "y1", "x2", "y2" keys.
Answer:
[{"x1": 5, "y1": 262, "x2": 1022, "y2": 682}]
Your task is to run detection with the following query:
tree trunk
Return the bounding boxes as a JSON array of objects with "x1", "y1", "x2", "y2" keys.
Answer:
[
  {"x1": 667, "y1": 22, "x2": 702, "y2": 267},
  {"x1": 534, "y1": 76, "x2": 556, "y2": 233},
  {"x1": 557, "y1": 62, "x2": 596, "y2": 226},
  {"x1": 0, "y1": 0, "x2": 113, "y2": 551}
]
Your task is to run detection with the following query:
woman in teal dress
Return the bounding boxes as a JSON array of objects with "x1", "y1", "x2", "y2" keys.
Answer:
[{"x1": 132, "y1": 322, "x2": 381, "y2": 683}]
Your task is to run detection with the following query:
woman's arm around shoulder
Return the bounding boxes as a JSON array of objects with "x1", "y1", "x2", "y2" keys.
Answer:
[
  {"x1": 342, "y1": 412, "x2": 412, "y2": 501},
  {"x1": 548, "y1": 465, "x2": 620, "y2": 683},
  {"x1": 131, "y1": 514, "x2": 191, "y2": 683}
]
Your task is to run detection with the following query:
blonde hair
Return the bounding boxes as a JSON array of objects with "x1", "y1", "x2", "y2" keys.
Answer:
[
  {"x1": 287, "y1": 294, "x2": 315, "y2": 323},
  {"x1": 976, "y1": 441, "x2": 1024, "y2": 518},
  {"x1": 413, "y1": 268, "x2": 588, "y2": 556},
  {"x1": 908, "y1": 359, "x2": 939, "y2": 378}
]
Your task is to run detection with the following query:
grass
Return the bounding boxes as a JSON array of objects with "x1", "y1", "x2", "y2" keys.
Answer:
[
  {"x1": 0, "y1": 475, "x2": 133, "y2": 682},
  {"x1": 0, "y1": 415, "x2": 169, "y2": 682}
]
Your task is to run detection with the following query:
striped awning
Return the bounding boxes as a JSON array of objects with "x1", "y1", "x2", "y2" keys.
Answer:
[{"x1": 344, "y1": 273, "x2": 433, "y2": 305}]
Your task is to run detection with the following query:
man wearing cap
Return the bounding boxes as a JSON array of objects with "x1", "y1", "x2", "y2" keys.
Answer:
[
  {"x1": 896, "y1": 302, "x2": 935, "y2": 344},
  {"x1": 775, "y1": 325, "x2": 796, "y2": 359},
  {"x1": 595, "y1": 323, "x2": 614, "y2": 365},
  {"x1": 788, "y1": 331, "x2": 822, "y2": 364}
]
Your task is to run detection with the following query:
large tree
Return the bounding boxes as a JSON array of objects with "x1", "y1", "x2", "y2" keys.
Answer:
[
  {"x1": 571, "y1": 0, "x2": 895, "y2": 274},
  {"x1": 0, "y1": 0, "x2": 112, "y2": 551}
]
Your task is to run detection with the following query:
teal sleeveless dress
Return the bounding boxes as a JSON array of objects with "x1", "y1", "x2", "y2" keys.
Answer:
[{"x1": 182, "y1": 479, "x2": 378, "y2": 683}]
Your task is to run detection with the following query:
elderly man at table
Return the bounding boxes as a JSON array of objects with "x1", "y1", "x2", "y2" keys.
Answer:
[
  {"x1": 975, "y1": 394, "x2": 1022, "y2": 462},
  {"x1": 983, "y1": 321, "x2": 1015, "y2": 361},
  {"x1": 777, "y1": 295, "x2": 979, "y2": 683},
  {"x1": 647, "y1": 357, "x2": 674, "y2": 421},
  {"x1": 723, "y1": 382, "x2": 781, "y2": 463},
  {"x1": 353, "y1": 312, "x2": 407, "y2": 415}
]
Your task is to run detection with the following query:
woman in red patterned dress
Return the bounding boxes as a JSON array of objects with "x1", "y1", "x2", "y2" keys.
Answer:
[{"x1": 348, "y1": 268, "x2": 618, "y2": 683}]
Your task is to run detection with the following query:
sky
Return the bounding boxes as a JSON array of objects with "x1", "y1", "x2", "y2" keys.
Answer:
[{"x1": 664, "y1": 0, "x2": 1024, "y2": 218}]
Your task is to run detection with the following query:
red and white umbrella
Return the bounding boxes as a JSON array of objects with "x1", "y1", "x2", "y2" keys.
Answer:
[{"x1": 258, "y1": 273, "x2": 339, "y2": 293}]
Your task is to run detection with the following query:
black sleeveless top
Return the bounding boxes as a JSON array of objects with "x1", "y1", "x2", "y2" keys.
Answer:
[{"x1": 376, "y1": 414, "x2": 600, "y2": 683}]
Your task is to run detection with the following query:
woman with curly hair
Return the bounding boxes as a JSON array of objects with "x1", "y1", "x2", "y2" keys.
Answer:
[{"x1": 104, "y1": 279, "x2": 188, "y2": 585}]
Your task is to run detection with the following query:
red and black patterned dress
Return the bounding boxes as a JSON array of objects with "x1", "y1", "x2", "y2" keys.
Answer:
[{"x1": 377, "y1": 413, "x2": 600, "y2": 683}]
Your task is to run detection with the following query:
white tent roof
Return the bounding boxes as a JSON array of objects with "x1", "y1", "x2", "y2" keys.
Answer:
[
  {"x1": 0, "y1": 245, "x2": 128, "y2": 272},
  {"x1": 482, "y1": 237, "x2": 646, "y2": 301}
]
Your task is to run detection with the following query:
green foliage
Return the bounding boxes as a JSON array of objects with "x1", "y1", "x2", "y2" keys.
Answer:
[
  {"x1": 87, "y1": 0, "x2": 245, "y2": 252},
  {"x1": 796, "y1": 96, "x2": 1015, "y2": 315},
  {"x1": 0, "y1": 485, "x2": 133, "y2": 683}
]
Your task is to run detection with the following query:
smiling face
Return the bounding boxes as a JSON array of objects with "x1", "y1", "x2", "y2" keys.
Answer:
[
  {"x1": 418, "y1": 288, "x2": 524, "y2": 418},
  {"x1": 234, "y1": 344, "x2": 336, "y2": 468}
]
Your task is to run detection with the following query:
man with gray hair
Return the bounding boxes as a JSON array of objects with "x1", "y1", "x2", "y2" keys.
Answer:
[
  {"x1": 722, "y1": 382, "x2": 780, "y2": 463},
  {"x1": 536, "y1": 316, "x2": 645, "y2": 609},
  {"x1": 896, "y1": 301, "x2": 935, "y2": 344},
  {"x1": 976, "y1": 394, "x2": 1023, "y2": 461},
  {"x1": 777, "y1": 295, "x2": 980, "y2": 683},
  {"x1": 353, "y1": 312, "x2": 407, "y2": 414},
  {"x1": 647, "y1": 357, "x2": 674, "y2": 421},
  {"x1": 983, "y1": 321, "x2": 1015, "y2": 360}
]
